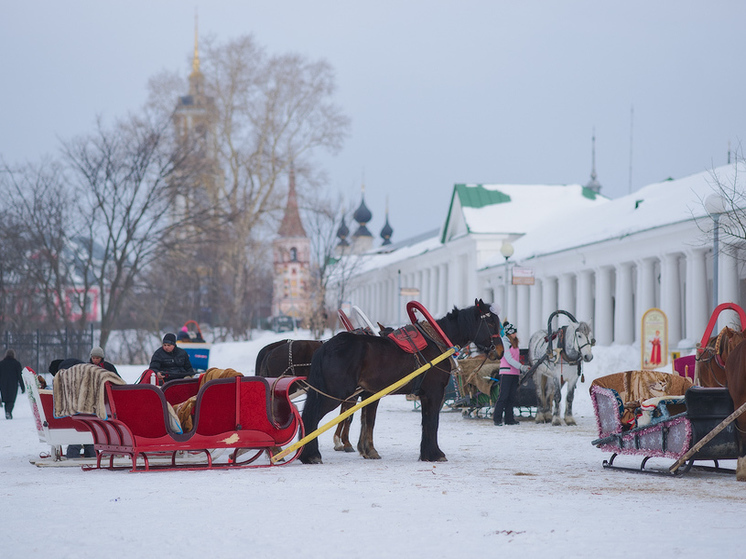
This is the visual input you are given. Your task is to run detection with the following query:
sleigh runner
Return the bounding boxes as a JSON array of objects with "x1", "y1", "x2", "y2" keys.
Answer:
[
  {"x1": 55, "y1": 370, "x2": 306, "y2": 471},
  {"x1": 590, "y1": 370, "x2": 740, "y2": 475}
]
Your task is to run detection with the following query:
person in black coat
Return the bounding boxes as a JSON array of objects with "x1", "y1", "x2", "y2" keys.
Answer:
[
  {"x1": 149, "y1": 333, "x2": 194, "y2": 383},
  {"x1": 0, "y1": 349, "x2": 25, "y2": 419}
]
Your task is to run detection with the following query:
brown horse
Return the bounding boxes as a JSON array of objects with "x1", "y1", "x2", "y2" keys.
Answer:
[
  {"x1": 695, "y1": 326, "x2": 746, "y2": 388},
  {"x1": 696, "y1": 325, "x2": 746, "y2": 480},
  {"x1": 725, "y1": 339, "x2": 746, "y2": 480},
  {"x1": 300, "y1": 299, "x2": 503, "y2": 464}
]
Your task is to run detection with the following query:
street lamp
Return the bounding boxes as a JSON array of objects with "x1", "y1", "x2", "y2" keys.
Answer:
[
  {"x1": 500, "y1": 240, "x2": 514, "y2": 321},
  {"x1": 705, "y1": 194, "x2": 726, "y2": 311}
]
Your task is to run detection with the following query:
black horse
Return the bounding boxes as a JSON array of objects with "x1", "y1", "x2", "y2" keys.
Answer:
[
  {"x1": 300, "y1": 299, "x2": 503, "y2": 464},
  {"x1": 255, "y1": 339, "x2": 322, "y2": 378}
]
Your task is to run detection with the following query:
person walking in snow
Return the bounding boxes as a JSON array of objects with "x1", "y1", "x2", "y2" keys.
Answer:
[
  {"x1": 0, "y1": 349, "x2": 25, "y2": 419},
  {"x1": 492, "y1": 322, "x2": 529, "y2": 426}
]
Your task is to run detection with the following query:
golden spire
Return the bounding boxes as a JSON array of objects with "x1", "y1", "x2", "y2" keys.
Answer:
[{"x1": 191, "y1": 10, "x2": 200, "y2": 75}]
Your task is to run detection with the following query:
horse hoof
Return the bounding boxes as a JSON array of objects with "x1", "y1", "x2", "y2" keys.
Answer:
[
  {"x1": 344, "y1": 445, "x2": 355, "y2": 453},
  {"x1": 301, "y1": 455, "x2": 323, "y2": 465},
  {"x1": 564, "y1": 417, "x2": 577, "y2": 426},
  {"x1": 737, "y1": 457, "x2": 746, "y2": 481},
  {"x1": 551, "y1": 417, "x2": 562, "y2": 426}
]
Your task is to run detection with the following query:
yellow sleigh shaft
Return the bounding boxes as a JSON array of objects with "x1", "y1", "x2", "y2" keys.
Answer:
[{"x1": 271, "y1": 347, "x2": 457, "y2": 463}]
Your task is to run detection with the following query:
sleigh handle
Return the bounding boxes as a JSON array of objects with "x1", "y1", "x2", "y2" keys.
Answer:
[
  {"x1": 406, "y1": 301, "x2": 453, "y2": 348},
  {"x1": 697, "y1": 303, "x2": 746, "y2": 357}
]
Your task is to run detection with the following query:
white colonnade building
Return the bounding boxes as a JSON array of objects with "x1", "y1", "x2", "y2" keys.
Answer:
[{"x1": 332, "y1": 163, "x2": 745, "y2": 351}]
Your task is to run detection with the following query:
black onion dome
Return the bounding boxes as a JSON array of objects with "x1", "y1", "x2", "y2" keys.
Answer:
[
  {"x1": 353, "y1": 196, "x2": 372, "y2": 225},
  {"x1": 337, "y1": 216, "x2": 350, "y2": 240},
  {"x1": 380, "y1": 216, "x2": 393, "y2": 245}
]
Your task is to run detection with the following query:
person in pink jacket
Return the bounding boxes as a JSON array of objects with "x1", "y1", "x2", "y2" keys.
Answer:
[{"x1": 493, "y1": 322, "x2": 529, "y2": 426}]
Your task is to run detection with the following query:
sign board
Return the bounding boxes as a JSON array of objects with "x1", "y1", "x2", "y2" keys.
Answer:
[
  {"x1": 400, "y1": 287, "x2": 420, "y2": 297},
  {"x1": 512, "y1": 267, "x2": 535, "y2": 286},
  {"x1": 641, "y1": 308, "x2": 668, "y2": 369}
]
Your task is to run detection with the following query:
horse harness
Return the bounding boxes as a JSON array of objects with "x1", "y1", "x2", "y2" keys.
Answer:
[
  {"x1": 283, "y1": 340, "x2": 314, "y2": 377},
  {"x1": 520, "y1": 325, "x2": 585, "y2": 385},
  {"x1": 695, "y1": 329, "x2": 729, "y2": 387}
]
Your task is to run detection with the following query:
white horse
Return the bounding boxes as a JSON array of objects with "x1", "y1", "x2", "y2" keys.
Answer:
[{"x1": 527, "y1": 312, "x2": 595, "y2": 426}]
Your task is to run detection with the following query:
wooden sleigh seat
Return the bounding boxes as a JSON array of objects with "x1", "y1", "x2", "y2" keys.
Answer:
[
  {"x1": 72, "y1": 375, "x2": 305, "y2": 471},
  {"x1": 590, "y1": 371, "x2": 739, "y2": 472}
]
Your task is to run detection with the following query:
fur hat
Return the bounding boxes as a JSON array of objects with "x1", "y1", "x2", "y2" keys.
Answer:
[
  {"x1": 163, "y1": 333, "x2": 177, "y2": 345},
  {"x1": 90, "y1": 346, "x2": 105, "y2": 359}
]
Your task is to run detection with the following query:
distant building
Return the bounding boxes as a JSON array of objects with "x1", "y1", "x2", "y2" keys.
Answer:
[
  {"x1": 171, "y1": 16, "x2": 220, "y2": 224},
  {"x1": 330, "y1": 161, "x2": 746, "y2": 350},
  {"x1": 271, "y1": 166, "x2": 312, "y2": 319}
]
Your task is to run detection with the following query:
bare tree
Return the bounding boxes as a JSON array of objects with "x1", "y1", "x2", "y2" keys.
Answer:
[
  {"x1": 699, "y1": 146, "x2": 746, "y2": 264},
  {"x1": 62, "y1": 111, "x2": 201, "y2": 348},
  {"x1": 0, "y1": 159, "x2": 86, "y2": 333},
  {"x1": 204, "y1": 36, "x2": 349, "y2": 335}
]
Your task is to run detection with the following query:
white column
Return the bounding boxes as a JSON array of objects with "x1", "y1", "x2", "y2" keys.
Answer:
[
  {"x1": 576, "y1": 270, "x2": 594, "y2": 324},
  {"x1": 516, "y1": 284, "x2": 530, "y2": 345},
  {"x1": 529, "y1": 279, "x2": 543, "y2": 336},
  {"x1": 440, "y1": 264, "x2": 449, "y2": 316},
  {"x1": 637, "y1": 258, "x2": 656, "y2": 316},
  {"x1": 719, "y1": 247, "x2": 742, "y2": 329},
  {"x1": 660, "y1": 253, "x2": 682, "y2": 346},
  {"x1": 686, "y1": 249, "x2": 709, "y2": 343},
  {"x1": 541, "y1": 276, "x2": 557, "y2": 324},
  {"x1": 614, "y1": 263, "x2": 635, "y2": 344},
  {"x1": 558, "y1": 273, "x2": 576, "y2": 317},
  {"x1": 595, "y1": 266, "x2": 614, "y2": 346},
  {"x1": 507, "y1": 283, "x2": 518, "y2": 325}
]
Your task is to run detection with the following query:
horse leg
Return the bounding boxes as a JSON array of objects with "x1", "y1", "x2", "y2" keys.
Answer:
[
  {"x1": 563, "y1": 376, "x2": 579, "y2": 426},
  {"x1": 357, "y1": 397, "x2": 381, "y2": 459},
  {"x1": 333, "y1": 401, "x2": 356, "y2": 452},
  {"x1": 551, "y1": 377, "x2": 562, "y2": 426},
  {"x1": 300, "y1": 390, "x2": 340, "y2": 464},
  {"x1": 419, "y1": 385, "x2": 447, "y2": 462},
  {"x1": 534, "y1": 371, "x2": 551, "y2": 423}
]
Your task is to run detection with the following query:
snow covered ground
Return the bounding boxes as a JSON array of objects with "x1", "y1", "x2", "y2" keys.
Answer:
[{"x1": 1, "y1": 331, "x2": 744, "y2": 558}]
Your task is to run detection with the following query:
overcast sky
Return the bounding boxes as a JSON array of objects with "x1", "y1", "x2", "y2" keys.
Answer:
[{"x1": 2, "y1": 1, "x2": 744, "y2": 241}]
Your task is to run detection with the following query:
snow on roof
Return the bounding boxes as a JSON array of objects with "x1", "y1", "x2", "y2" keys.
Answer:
[
  {"x1": 444, "y1": 183, "x2": 609, "y2": 241},
  {"x1": 486, "y1": 162, "x2": 745, "y2": 267}
]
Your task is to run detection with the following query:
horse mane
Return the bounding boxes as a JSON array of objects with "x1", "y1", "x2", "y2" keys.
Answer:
[{"x1": 440, "y1": 305, "x2": 480, "y2": 336}]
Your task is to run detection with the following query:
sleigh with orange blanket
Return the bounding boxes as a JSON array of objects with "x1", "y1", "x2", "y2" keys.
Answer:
[{"x1": 70, "y1": 373, "x2": 305, "y2": 472}]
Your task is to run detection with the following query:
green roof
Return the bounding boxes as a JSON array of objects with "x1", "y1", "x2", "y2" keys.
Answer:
[
  {"x1": 455, "y1": 183, "x2": 511, "y2": 208},
  {"x1": 581, "y1": 186, "x2": 598, "y2": 200}
]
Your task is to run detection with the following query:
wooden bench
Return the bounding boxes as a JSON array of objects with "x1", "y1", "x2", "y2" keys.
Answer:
[{"x1": 72, "y1": 375, "x2": 305, "y2": 471}]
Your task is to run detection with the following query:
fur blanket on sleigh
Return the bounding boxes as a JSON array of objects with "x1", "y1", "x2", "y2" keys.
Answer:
[
  {"x1": 173, "y1": 367, "x2": 244, "y2": 431},
  {"x1": 454, "y1": 357, "x2": 501, "y2": 398},
  {"x1": 53, "y1": 363, "x2": 126, "y2": 419}
]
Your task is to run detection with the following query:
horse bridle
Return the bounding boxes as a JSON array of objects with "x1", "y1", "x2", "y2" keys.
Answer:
[{"x1": 474, "y1": 310, "x2": 502, "y2": 358}]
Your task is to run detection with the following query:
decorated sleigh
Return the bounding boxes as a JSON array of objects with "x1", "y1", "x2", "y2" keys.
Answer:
[
  {"x1": 590, "y1": 370, "x2": 739, "y2": 475},
  {"x1": 67, "y1": 373, "x2": 305, "y2": 472}
]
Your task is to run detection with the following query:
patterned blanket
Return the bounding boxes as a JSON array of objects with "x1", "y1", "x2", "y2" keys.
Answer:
[{"x1": 53, "y1": 363, "x2": 126, "y2": 419}]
